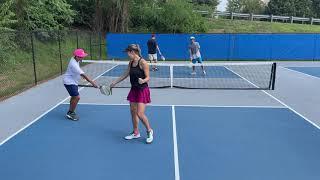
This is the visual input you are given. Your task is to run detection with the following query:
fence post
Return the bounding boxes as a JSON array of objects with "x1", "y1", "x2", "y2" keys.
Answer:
[
  {"x1": 250, "y1": 13, "x2": 254, "y2": 21},
  {"x1": 229, "y1": 34, "x2": 235, "y2": 61},
  {"x1": 313, "y1": 34, "x2": 317, "y2": 61},
  {"x1": 231, "y1": 12, "x2": 234, "y2": 20},
  {"x1": 270, "y1": 14, "x2": 273, "y2": 22},
  {"x1": 99, "y1": 31, "x2": 102, "y2": 59},
  {"x1": 30, "y1": 32, "x2": 38, "y2": 85},
  {"x1": 311, "y1": 17, "x2": 314, "y2": 25},
  {"x1": 269, "y1": 34, "x2": 273, "y2": 61},
  {"x1": 89, "y1": 32, "x2": 93, "y2": 60},
  {"x1": 58, "y1": 31, "x2": 63, "y2": 75},
  {"x1": 290, "y1": 16, "x2": 293, "y2": 24},
  {"x1": 76, "y1": 31, "x2": 79, "y2": 48}
]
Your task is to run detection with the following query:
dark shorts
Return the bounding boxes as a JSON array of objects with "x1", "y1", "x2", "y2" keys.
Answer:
[{"x1": 64, "y1": 84, "x2": 79, "y2": 97}]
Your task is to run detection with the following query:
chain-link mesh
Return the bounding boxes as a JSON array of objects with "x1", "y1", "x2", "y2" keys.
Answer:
[{"x1": 0, "y1": 30, "x2": 105, "y2": 101}]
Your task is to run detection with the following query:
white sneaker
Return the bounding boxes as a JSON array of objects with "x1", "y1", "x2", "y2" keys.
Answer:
[
  {"x1": 191, "y1": 71, "x2": 196, "y2": 75},
  {"x1": 124, "y1": 132, "x2": 141, "y2": 140},
  {"x1": 146, "y1": 130, "x2": 154, "y2": 144}
]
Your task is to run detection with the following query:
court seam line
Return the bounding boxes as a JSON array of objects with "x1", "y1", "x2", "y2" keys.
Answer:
[
  {"x1": 68, "y1": 102, "x2": 287, "y2": 109},
  {"x1": 280, "y1": 66, "x2": 320, "y2": 80},
  {"x1": 225, "y1": 65, "x2": 320, "y2": 129},
  {"x1": 172, "y1": 105, "x2": 180, "y2": 180},
  {"x1": 0, "y1": 64, "x2": 118, "y2": 146}
]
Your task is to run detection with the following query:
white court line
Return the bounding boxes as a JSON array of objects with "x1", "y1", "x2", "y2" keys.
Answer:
[
  {"x1": 0, "y1": 96, "x2": 71, "y2": 146},
  {"x1": 172, "y1": 106, "x2": 180, "y2": 180},
  {"x1": 70, "y1": 102, "x2": 286, "y2": 109},
  {"x1": 225, "y1": 65, "x2": 320, "y2": 130},
  {"x1": 281, "y1": 66, "x2": 320, "y2": 80},
  {"x1": 0, "y1": 65, "x2": 118, "y2": 146}
]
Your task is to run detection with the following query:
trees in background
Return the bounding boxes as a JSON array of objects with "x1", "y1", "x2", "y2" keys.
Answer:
[
  {"x1": 226, "y1": 0, "x2": 320, "y2": 18},
  {"x1": 0, "y1": 0, "x2": 217, "y2": 33},
  {"x1": 0, "y1": 0, "x2": 17, "y2": 63},
  {"x1": 14, "y1": 0, "x2": 75, "y2": 31},
  {"x1": 267, "y1": 0, "x2": 313, "y2": 17},
  {"x1": 191, "y1": 0, "x2": 219, "y2": 8},
  {"x1": 0, "y1": 0, "x2": 17, "y2": 31},
  {"x1": 312, "y1": 0, "x2": 320, "y2": 18},
  {"x1": 227, "y1": 0, "x2": 266, "y2": 14},
  {"x1": 130, "y1": 0, "x2": 208, "y2": 33},
  {"x1": 2, "y1": 0, "x2": 320, "y2": 33}
]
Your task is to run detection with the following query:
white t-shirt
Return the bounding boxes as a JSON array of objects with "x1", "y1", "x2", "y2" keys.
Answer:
[
  {"x1": 189, "y1": 42, "x2": 201, "y2": 59},
  {"x1": 63, "y1": 57, "x2": 84, "y2": 85}
]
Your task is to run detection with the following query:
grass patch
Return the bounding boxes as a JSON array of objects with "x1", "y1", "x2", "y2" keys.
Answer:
[
  {"x1": 208, "y1": 18, "x2": 320, "y2": 33},
  {"x1": 0, "y1": 31, "x2": 105, "y2": 100}
]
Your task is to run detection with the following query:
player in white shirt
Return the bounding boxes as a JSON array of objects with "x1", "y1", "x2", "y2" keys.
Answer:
[{"x1": 63, "y1": 49, "x2": 98, "y2": 121}]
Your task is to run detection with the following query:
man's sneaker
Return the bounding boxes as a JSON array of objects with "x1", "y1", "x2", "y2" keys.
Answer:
[
  {"x1": 124, "y1": 132, "x2": 141, "y2": 140},
  {"x1": 146, "y1": 129, "x2": 154, "y2": 144},
  {"x1": 66, "y1": 111, "x2": 79, "y2": 121},
  {"x1": 191, "y1": 71, "x2": 196, "y2": 75}
]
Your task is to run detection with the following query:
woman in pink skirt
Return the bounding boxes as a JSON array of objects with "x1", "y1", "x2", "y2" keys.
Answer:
[{"x1": 110, "y1": 44, "x2": 153, "y2": 144}]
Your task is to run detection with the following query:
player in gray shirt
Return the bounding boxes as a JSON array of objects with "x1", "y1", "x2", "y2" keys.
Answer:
[{"x1": 189, "y1": 36, "x2": 206, "y2": 75}]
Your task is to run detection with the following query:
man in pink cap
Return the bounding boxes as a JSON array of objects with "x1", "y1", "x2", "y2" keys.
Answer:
[{"x1": 63, "y1": 49, "x2": 98, "y2": 121}]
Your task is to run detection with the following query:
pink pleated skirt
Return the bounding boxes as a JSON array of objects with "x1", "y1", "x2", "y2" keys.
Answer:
[{"x1": 127, "y1": 86, "x2": 151, "y2": 104}]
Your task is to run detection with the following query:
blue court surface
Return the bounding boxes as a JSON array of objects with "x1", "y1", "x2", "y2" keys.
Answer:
[
  {"x1": 286, "y1": 67, "x2": 320, "y2": 78},
  {"x1": 1, "y1": 104, "x2": 320, "y2": 180},
  {"x1": 103, "y1": 65, "x2": 240, "y2": 78}
]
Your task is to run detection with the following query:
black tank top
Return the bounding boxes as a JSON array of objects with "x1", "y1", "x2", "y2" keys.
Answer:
[{"x1": 129, "y1": 58, "x2": 148, "y2": 89}]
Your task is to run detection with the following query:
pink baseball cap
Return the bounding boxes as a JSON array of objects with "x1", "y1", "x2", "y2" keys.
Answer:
[{"x1": 73, "y1": 48, "x2": 88, "y2": 58}]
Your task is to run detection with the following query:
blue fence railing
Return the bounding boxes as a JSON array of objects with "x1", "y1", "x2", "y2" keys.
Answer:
[{"x1": 106, "y1": 33, "x2": 320, "y2": 61}]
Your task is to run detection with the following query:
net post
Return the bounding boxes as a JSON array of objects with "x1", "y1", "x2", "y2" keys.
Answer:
[
  {"x1": 270, "y1": 62, "x2": 277, "y2": 90},
  {"x1": 170, "y1": 65, "x2": 173, "y2": 88}
]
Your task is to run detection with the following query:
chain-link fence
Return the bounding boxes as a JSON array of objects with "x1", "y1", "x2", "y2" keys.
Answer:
[{"x1": 0, "y1": 30, "x2": 105, "y2": 101}]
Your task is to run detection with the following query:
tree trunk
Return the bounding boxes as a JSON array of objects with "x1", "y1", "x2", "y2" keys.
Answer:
[
  {"x1": 121, "y1": 0, "x2": 129, "y2": 32},
  {"x1": 93, "y1": 0, "x2": 103, "y2": 32},
  {"x1": 94, "y1": 0, "x2": 129, "y2": 33}
]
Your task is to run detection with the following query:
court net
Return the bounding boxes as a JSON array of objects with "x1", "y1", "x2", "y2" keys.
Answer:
[{"x1": 79, "y1": 60, "x2": 276, "y2": 90}]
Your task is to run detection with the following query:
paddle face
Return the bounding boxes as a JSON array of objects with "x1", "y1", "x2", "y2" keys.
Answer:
[{"x1": 99, "y1": 85, "x2": 112, "y2": 96}]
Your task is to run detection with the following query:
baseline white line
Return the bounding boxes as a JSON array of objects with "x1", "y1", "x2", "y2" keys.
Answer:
[
  {"x1": 281, "y1": 66, "x2": 320, "y2": 80},
  {"x1": 172, "y1": 106, "x2": 180, "y2": 180},
  {"x1": 0, "y1": 65, "x2": 118, "y2": 146},
  {"x1": 72, "y1": 102, "x2": 286, "y2": 109}
]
